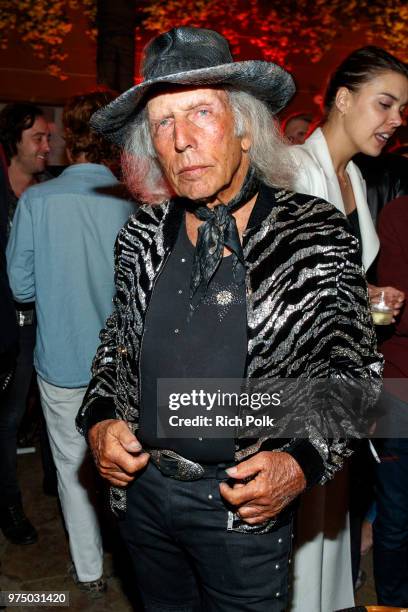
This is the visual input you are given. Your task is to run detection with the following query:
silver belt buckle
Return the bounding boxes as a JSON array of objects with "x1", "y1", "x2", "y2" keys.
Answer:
[
  {"x1": 175, "y1": 454, "x2": 205, "y2": 481},
  {"x1": 151, "y1": 449, "x2": 206, "y2": 481},
  {"x1": 16, "y1": 310, "x2": 34, "y2": 326}
]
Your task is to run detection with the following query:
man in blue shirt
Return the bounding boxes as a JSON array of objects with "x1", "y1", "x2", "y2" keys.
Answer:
[{"x1": 7, "y1": 91, "x2": 134, "y2": 597}]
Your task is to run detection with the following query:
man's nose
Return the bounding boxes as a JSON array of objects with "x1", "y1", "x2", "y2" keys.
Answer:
[
  {"x1": 173, "y1": 118, "x2": 196, "y2": 152},
  {"x1": 42, "y1": 138, "x2": 51, "y2": 153}
]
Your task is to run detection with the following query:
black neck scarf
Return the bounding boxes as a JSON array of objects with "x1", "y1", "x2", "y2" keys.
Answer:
[{"x1": 182, "y1": 167, "x2": 260, "y2": 310}]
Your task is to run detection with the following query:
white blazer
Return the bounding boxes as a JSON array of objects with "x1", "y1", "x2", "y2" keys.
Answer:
[{"x1": 291, "y1": 127, "x2": 380, "y2": 271}]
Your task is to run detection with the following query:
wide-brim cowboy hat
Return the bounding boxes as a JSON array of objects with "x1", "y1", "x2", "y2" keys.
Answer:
[{"x1": 91, "y1": 26, "x2": 296, "y2": 145}]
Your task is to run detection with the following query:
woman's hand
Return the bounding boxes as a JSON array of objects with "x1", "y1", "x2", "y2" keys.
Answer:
[{"x1": 368, "y1": 283, "x2": 405, "y2": 319}]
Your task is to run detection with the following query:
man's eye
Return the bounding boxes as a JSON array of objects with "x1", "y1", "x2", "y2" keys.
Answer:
[
  {"x1": 158, "y1": 119, "x2": 170, "y2": 128},
  {"x1": 198, "y1": 109, "x2": 209, "y2": 117}
]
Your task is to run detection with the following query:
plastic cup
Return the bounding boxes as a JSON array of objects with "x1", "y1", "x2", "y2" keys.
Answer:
[{"x1": 371, "y1": 291, "x2": 393, "y2": 326}]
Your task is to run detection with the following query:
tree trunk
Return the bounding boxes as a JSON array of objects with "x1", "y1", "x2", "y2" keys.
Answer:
[{"x1": 96, "y1": 0, "x2": 136, "y2": 93}]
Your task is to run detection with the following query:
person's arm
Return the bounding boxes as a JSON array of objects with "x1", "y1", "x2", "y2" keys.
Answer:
[
  {"x1": 76, "y1": 306, "x2": 120, "y2": 437},
  {"x1": 76, "y1": 230, "x2": 125, "y2": 437},
  {"x1": 77, "y1": 288, "x2": 150, "y2": 486},
  {"x1": 320, "y1": 225, "x2": 383, "y2": 481},
  {"x1": 280, "y1": 224, "x2": 382, "y2": 486},
  {"x1": 6, "y1": 192, "x2": 35, "y2": 302},
  {"x1": 220, "y1": 222, "x2": 383, "y2": 524},
  {"x1": 76, "y1": 216, "x2": 150, "y2": 485}
]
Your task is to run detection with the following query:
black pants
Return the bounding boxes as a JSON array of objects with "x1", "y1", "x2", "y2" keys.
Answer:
[
  {"x1": 372, "y1": 391, "x2": 408, "y2": 606},
  {"x1": 373, "y1": 437, "x2": 408, "y2": 606},
  {"x1": 0, "y1": 323, "x2": 35, "y2": 507},
  {"x1": 119, "y1": 461, "x2": 293, "y2": 612},
  {"x1": 349, "y1": 440, "x2": 376, "y2": 586}
]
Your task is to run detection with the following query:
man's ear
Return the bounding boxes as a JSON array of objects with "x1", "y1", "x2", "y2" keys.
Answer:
[
  {"x1": 241, "y1": 135, "x2": 251, "y2": 153},
  {"x1": 335, "y1": 87, "x2": 352, "y2": 115},
  {"x1": 66, "y1": 148, "x2": 74, "y2": 164}
]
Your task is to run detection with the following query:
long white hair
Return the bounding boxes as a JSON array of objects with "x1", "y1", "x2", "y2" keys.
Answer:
[{"x1": 122, "y1": 88, "x2": 295, "y2": 204}]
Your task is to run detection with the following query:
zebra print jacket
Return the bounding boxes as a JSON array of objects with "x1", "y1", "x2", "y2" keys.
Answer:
[{"x1": 77, "y1": 183, "x2": 382, "y2": 516}]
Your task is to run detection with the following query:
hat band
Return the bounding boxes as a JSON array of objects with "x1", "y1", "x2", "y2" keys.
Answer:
[{"x1": 144, "y1": 51, "x2": 233, "y2": 80}]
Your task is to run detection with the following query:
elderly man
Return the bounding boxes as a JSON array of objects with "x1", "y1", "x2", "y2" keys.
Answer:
[{"x1": 77, "y1": 27, "x2": 382, "y2": 611}]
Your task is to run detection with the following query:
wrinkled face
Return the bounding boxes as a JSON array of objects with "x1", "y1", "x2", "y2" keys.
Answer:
[
  {"x1": 15, "y1": 116, "x2": 51, "y2": 174},
  {"x1": 284, "y1": 118, "x2": 310, "y2": 144},
  {"x1": 341, "y1": 70, "x2": 408, "y2": 156},
  {"x1": 147, "y1": 87, "x2": 251, "y2": 203}
]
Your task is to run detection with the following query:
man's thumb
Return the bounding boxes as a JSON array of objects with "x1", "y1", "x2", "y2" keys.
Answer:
[
  {"x1": 225, "y1": 456, "x2": 258, "y2": 480},
  {"x1": 119, "y1": 426, "x2": 142, "y2": 452}
]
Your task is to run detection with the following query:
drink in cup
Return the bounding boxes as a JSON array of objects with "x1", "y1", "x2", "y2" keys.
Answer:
[{"x1": 371, "y1": 291, "x2": 393, "y2": 326}]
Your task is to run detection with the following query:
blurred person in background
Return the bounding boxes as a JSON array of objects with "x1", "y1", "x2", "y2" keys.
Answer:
[
  {"x1": 0, "y1": 156, "x2": 19, "y2": 612},
  {"x1": 0, "y1": 103, "x2": 51, "y2": 231},
  {"x1": 0, "y1": 161, "x2": 18, "y2": 403},
  {"x1": 281, "y1": 111, "x2": 314, "y2": 144},
  {"x1": 0, "y1": 103, "x2": 51, "y2": 545},
  {"x1": 374, "y1": 195, "x2": 408, "y2": 606},
  {"x1": 7, "y1": 91, "x2": 134, "y2": 596}
]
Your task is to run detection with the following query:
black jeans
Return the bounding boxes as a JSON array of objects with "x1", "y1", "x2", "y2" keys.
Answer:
[
  {"x1": 373, "y1": 435, "x2": 408, "y2": 606},
  {"x1": 119, "y1": 461, "x2": 293, "y2": 612},
  {"x1": 0, "y1": 323, "x2": 35, "y2": 507}
]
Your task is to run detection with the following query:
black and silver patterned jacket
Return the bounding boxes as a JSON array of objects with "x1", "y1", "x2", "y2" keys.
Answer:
[{"x1": 77, "y1": 184, "x2": 383, "y2": 516}]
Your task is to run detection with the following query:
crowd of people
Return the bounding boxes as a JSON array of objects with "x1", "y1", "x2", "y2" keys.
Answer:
[{"x1": 1, "y1": 24, "x2": 408, "y2": 612}]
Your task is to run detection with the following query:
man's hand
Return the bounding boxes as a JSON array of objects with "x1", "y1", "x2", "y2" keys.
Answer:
[
  {"x1": 89, "y1": 419, "x2": 150, "y2": 487},
  {"x1": 219, "y1": 451, "x2": 306, "y2": 525}
]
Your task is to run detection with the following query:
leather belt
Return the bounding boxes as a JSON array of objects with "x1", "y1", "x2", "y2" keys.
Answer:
[{"x1": 148, "y1": 448, "x2": 233, "y2": 482}]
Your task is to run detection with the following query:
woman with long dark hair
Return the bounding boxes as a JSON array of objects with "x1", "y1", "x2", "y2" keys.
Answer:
[{"x1": 290, "y1": 46, "x2": 408, "y2": 611}]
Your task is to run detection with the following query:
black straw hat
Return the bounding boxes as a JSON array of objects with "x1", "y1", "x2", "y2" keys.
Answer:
[{"x1": 91, "y1": 26, "x2": 296, "y2": 145}]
